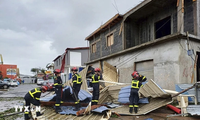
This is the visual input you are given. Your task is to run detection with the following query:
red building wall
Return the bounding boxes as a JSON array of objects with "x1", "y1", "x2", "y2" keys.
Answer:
[{"x1": 0, "y1": 64, "x2": 17, "y2": 79}]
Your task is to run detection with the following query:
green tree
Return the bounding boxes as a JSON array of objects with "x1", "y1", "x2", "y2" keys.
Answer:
[{"x1": 31, "y1": 68, "x2": 39, "y2": 76}]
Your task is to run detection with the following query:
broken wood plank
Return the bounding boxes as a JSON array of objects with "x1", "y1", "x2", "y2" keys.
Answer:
[{"x1": 76, "y1": 105, "x2": 102, "y2": 116}]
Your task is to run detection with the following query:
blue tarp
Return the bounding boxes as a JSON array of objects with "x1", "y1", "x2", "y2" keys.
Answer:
[{"x1": 118, "y1": 84, "x2": 149, "y2": 104}]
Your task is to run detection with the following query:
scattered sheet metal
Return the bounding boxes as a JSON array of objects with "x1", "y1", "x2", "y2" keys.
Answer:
[
  {"x1": 139, "y1": 79, "x2": 171, "y2": 98},
  {"x1": 105, "y1": 103, "x2": 120, "y2": 108},
  {"x1": 59, "y1": 106, "x2": 86, "y2": 115},
  {"x1": 111, "y1": 79, "x2": 173, "y2": 115},
  {"x1": 175, "y1": 84, "x2": 193, "y2": 101},
  {"x1": 40, "y1": 86, "x2": 92, "y2": 103},
  {"x1": 40, "y1": 94, "x2": 56, "y2": 102},
  {"x1": 186, "y1": 105, "x2": 200, "y2": 116},
  {"x1": 92, "y1": 106, "x2": 109, "y2": 113},
  {"x1": 33, "y1": 106, "x2": 111, "y2": 120},
  {"x1": 111, "y1": 97, "x2": 173, "y2": 115},
  {"x1": 118, "y1": 85, "x2": 149, "y2": 104}
]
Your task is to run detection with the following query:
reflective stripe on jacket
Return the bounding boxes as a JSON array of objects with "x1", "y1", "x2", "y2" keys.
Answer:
[
  {"x1": 72, "y1": 73, "x2": 82, "y2": 84},
  {"x1": 29, "y1": 88, "x2": 41, "y2": 100},
  {"x1": 91, "y1": 74, "x2": 100, "y2": 83},
  {"x1": 54, "y1": 76, "x2": 63, "y2": 87},
  {"x1": 131, "y1": 79, "x2": 143, "y2": 89}
]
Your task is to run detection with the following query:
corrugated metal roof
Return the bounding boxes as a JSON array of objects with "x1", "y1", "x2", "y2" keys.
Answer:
[
  {"x1": 176, "y1": 84, "x2": 196, "y2": 102},
  {"x1": 118, "y1": 84, "x2": 149, "y2": 104},
  {"x1": 34, "y1": 69, "x2": 174, "y2": 119},
  {"x1": 92, "y1": 106, "x2": 108, "y2": 113},
  {"x1": 139, "y1": 79, "x2": 170, "y2": 98},
  {"x1": 111, "y1": 97, "x2": 172, "y2": 115},
  {"x1": 110, "y1": 79, "x2": 173, "y2": 115},
  {"x1": 33, "y1": 107, "x2": 111, "y2": 120},
  {"x1": 187, "y1": 105, "x2": 200, "y2": 115}
]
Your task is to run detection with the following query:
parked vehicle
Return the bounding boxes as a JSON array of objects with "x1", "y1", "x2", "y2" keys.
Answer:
[
  {"x1": 10, "y1": 80, "x2": 18, "y2": 87},
  {"x1": 3, "y1": 79, "x2": 11, "y2": 86},
  {"x1": 0, "y1": 80, "x2": 10, "y2": 89},
  {"x1": 37, "y1": 79, "x2": 44, "y2": 85},
  {"x1": 42, "y1": 79, "x2": 54, "y2": 91}
]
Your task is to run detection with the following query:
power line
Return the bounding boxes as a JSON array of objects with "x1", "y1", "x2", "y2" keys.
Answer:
[{"x1": 112, "y1": 0, "x2": 119, "y2": 13}]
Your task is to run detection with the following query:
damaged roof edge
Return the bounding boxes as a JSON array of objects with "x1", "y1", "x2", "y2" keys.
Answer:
[
  {"x1": 85, "y1": 14, "x2": 123, "y2": 41},
  {"x1": 86, "y1": 33, "x2": 200, "y2": 65},
  {"x1": 123, "y1": 0, "x2": 152, "y2": 19},
  {"x1": 85, "y1": 0, "x2": 152, "y2": 41}
]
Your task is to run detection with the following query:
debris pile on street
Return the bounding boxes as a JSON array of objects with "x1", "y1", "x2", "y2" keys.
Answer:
[{"x1": 29, "y1": 65, "x2": 200, "y2": 120}]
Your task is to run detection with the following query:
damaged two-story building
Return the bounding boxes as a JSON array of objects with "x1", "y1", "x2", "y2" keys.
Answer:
[{"x1": 85, "y1": 0, "x2": 200, "y2": 90}]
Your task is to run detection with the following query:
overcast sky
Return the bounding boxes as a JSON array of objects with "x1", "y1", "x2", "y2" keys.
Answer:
[{"x1": 0, "y1": 0, "x2": 141, "y2": 76}]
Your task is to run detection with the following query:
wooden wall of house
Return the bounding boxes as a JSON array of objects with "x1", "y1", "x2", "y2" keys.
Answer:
[{"x1": 89, "y1": 20, "x2": 123, "y2": 61}]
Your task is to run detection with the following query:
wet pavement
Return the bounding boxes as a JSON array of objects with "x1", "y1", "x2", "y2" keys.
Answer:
[
  {"x1": 0, "y1": 84, "x2": 42, "y2": 120},
  {"x1": 0, "y1": 84, "x2": 38, "y2": 97}
]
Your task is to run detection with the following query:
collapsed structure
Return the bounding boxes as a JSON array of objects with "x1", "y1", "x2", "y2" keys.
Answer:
[{"x1": 31, "y1": 65, "x2": 181, "y2": 120}]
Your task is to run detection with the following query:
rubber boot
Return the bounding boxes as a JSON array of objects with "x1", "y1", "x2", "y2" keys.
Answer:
[
  {"x1": 73, "y1": 104, "x2": 80, "y2": 111},
  {"x1": 92, "y1": 102, "x2": 97, "y2": 105},
  {"x1": 134, "y1": 107, "x2": 138, "y2": 113},
  {"x1": 55, "y1": 106, "x2": 62, "y2": 113},
  {"x1": 78, "y1": 103, "x2": 81, "y2": 108},
  {"x1": 36, "y1": 112, "x2": 43, "y2": 117},
  {"x1": 24, "y1": 114, "x2": 30, "y2": 120},
  {"x1": 129, "y1": 107, "x2": 133, "y2": 113}
]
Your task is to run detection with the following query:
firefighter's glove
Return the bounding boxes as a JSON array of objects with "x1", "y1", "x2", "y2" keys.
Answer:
[{"x1": 62, "y1": 85, "x2": 64, "y2": 88}]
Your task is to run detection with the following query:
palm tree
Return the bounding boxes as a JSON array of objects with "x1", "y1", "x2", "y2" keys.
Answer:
[{"x1": 31, "y1": 68, "x2": 39, "y2": 76}]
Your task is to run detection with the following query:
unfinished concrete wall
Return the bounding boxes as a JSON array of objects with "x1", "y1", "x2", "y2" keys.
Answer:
[
  {"x1": 179, "y1": 39, "x2": 200, "y2": 84},
  {"x1": 184, "y1": 0, "x2": 194, "y2": 34},
  {"x1": 104, "y1": 40, "x2": 180, "y2": 90}
]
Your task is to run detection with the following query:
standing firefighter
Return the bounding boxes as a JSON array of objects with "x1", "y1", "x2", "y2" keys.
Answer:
[
  {"x1": 91, "y1": 68, "x2": 102, "y2": 105},
  {"x1": 24, "y1": 86, "x2": 48, "y2": 120},
  {"x1": 71, "y1": 67, "x2": 82, "y2": 111},
  {"x1": 129, "y1": 71, "x2": 146, "y2": 113},
  {"x1": 54, "y1": 69, "x2": 63, "y2": 112}
]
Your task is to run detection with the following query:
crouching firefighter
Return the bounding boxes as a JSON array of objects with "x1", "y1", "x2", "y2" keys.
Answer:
[
  {"x1": 54, "y1": 69, "x2": 63, "y2": 112},
  {"x1": 91, "y1": 68, "x2": 102, "y2": 105},
  {"x1": 71, "y1": 67, "x2": 82, "y2": 111},
  {"x1": 24, "y1": 86, "x2": 48, "y2": 120},
  {"x1": 129, "y1": 71, "x2": 144, "y2": 114}
]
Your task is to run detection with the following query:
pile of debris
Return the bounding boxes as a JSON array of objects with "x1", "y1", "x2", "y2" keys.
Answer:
[{"x1": 30, "y1": 64, "x2": 198, "y2": 120}]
